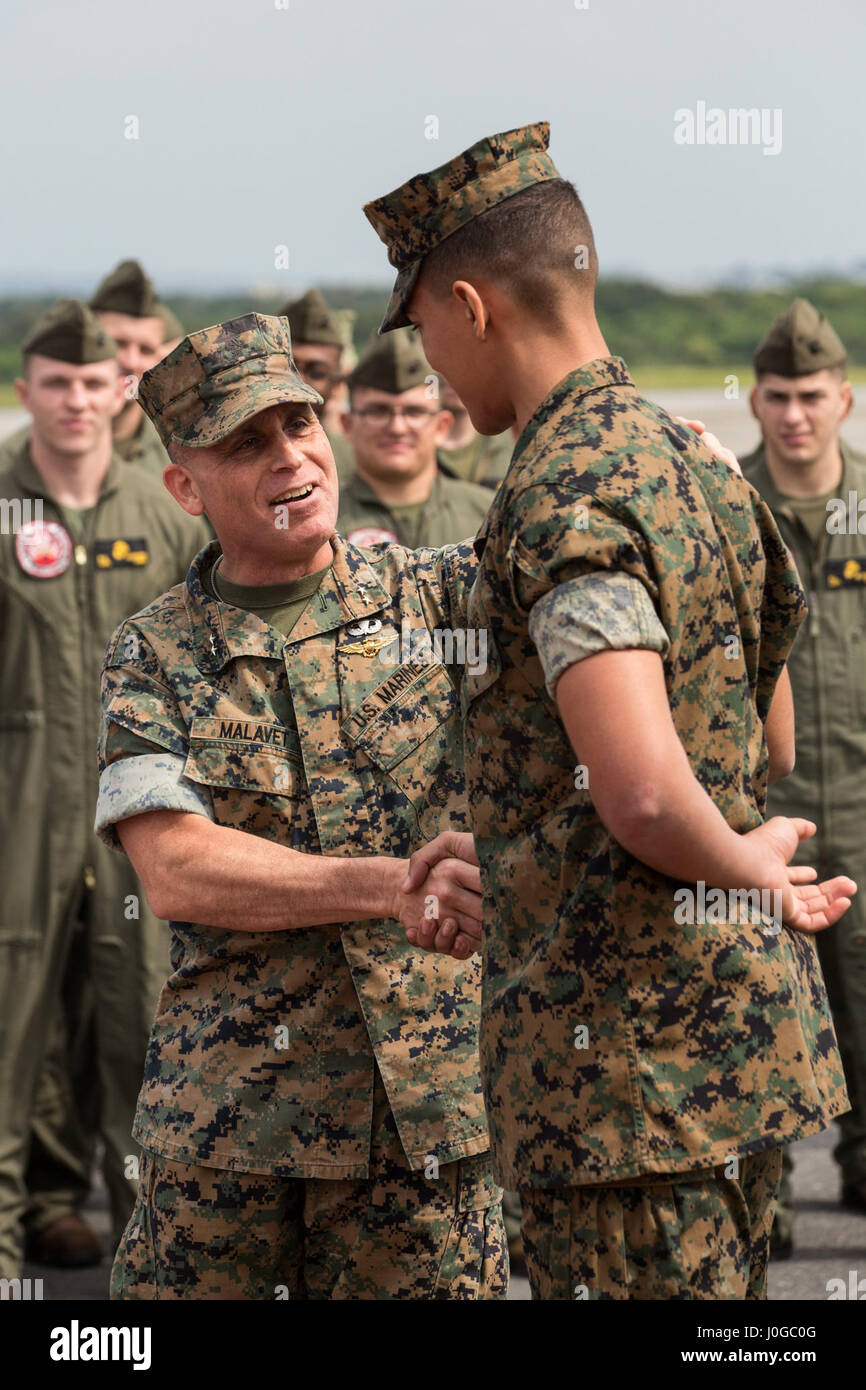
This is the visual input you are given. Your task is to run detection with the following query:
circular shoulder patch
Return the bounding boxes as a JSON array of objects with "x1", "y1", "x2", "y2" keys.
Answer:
[
  {"x1": 346, "y1": 526, "x2": 400, "y2": 548},
  {"x1": 15, "y1": 520, "x2": 73, "y2": 578}
]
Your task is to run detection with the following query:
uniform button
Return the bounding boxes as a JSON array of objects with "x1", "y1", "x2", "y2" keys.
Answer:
[
  {"x1": 83, "y1": 865, "x2": 96, "y2": 889},
  {"x1": 74, "y1": 544, "x2": 87, "y2": 566}
]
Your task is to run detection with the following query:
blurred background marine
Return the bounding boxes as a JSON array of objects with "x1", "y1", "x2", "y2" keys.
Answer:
[
  {"x1": 279, "y1": 288, "x2": 355, "y2": 480},
  {"x1": 338, "y1": 327, "x2": 490, "y2": 549},
  {"x1": 0, "y1": 299, "x2": 209, "y2": 1277},
  {"x1": 742, "y1": 298, "x2": 866, "y2": 1256},
  {"x1": 88, "y1": 259, "x2": 175, "y2": 477}
]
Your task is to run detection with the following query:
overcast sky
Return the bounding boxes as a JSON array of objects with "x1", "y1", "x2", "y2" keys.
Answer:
[{"x1": 2, "y1": 0, "x2": 863, "y2": 294}]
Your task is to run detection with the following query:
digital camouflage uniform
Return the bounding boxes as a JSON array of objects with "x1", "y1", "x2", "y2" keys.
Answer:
[
  {"x1": 0, "y1": 300, "x2": 210, "y2": 1277},
  {"x1": 365, "y1": 123, "x2": 848, "y2": 1300},
  {"x1": 338, "y1": 327, "x2": 491, "y2": 549},
  {"x1": 95, "y1": 314, "x2": 506, "y2": 1300},
  {"x1": 742, "y1": 300, "x2": 866, "y2": 1235}
]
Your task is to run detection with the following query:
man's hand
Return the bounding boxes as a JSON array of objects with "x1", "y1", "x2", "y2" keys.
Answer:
[
  {"x1": 387, "y1": 847, "x2": 482, "y2": 959},
  {"x1": 744, "y1": 816, "x2": 856, "y2": 932},
  {"x1": 677, "y1": 416, "x2": 742, "y2": 476},
  {"x1": 402, "y1": 830, "x2": 478, "y2": 892}
]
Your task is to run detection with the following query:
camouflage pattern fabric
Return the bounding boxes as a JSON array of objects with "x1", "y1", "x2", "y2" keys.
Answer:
[
  {"x1": 528, "y1": 571, "x2": 670, "y2": 697},
  {"x1": 111, "y1": 1064, "x2": 506, "y2": 1301},
  {"x1": 96, "y1": 534, "x2": 487, "y2": 1180},
  {"x1": 520, "y1": 1147, "x2": 782, "y2": 1301},
  {"x1": 138, "y1": 314, "x2": 322, "y2": 449},
  {"x1": 363, "y1": 122, "x2": 560, "y2": 332},
  {"x1": 462, "y1": 355, "x2": 847, "y2": 1190}
]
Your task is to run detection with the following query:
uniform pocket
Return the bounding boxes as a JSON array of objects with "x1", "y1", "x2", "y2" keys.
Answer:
[
  {"x1": 432, "y1": 1153, "x2": 507, "y2": 1300},
  {"x1": 342, "y1": 661, "x2": 461, "y2": 814},
  {"x1": 182, "y1": 718, "x2": 304, "y2": 831}
]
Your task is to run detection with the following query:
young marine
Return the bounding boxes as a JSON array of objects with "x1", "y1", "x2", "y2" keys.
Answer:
[{"x1": 366, "y1": 122, "x2": 856, "y2": 1300}]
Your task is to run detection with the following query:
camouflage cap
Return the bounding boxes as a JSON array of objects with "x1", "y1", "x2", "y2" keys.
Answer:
[
  {"x1": 754, "y1": 298, "x2": 847, "y2": 377},
  {"x1": 346, "y1": 327, "x2": 435, "y2": 395},
  {"x1": 90, "y1": 259, "x2": 160, "y2": 319},
  {"x1": 138, "y1": 313, "x2": 322, "y2": 449},
  {"x1": 278, "y1": 288, "x2": 345, "y2": 349},
  {"x1": 22, "y1": 298, "x2": 117, "y2": 365},
  {"x1": 156, "y1": 301, "x2": 184, "y2": 341},
  {"x1": 363, "y1": 121, "x2": 560, "y2": 333}
]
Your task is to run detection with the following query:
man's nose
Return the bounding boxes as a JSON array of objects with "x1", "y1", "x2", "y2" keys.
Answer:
[
  {"x1": 269, "y1": 432, "x2": 305, "y2": 468},
  {"x1": 387, "y1": 409, "x2": 411, "y2": 435},
  {"x1": 65, "y1": 380, "x2": 89, "y2": 408},
  {"x1": 782, "y1": 396, "x2": 807, "y2": 423}
]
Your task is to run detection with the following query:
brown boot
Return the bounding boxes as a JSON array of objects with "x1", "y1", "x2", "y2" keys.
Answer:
[{"x1": 26, "y1": 1213, "x2": 102, "y2": 1268}]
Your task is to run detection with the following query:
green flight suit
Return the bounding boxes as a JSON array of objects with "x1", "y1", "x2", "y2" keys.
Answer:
[
  {"x1": 112, "y1": 411, "x2": 168, "y2": 478},
  {"x1": 0, "y1": 435, "x2": 210, "y2": 1276},
  {"x1": 326, "y1": 425, "x2": 355, "y2": 483},
  {"x1": 337, "y1": 469, "x2": 491, "y2": 550},
  {"x1": 437, "y1": 429, "x2": 513, "y2": 490},
  {"x1": 742, "y1": 439, "x2": 866, "y2": 1195}
]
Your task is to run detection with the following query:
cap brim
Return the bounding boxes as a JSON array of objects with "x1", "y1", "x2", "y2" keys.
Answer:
[
  {"x1": 378, "y1": 263, "x2": 421, "y2": 333},
  {"x1": 171, "y1": 377, "x2": 323, "y2": 449}
]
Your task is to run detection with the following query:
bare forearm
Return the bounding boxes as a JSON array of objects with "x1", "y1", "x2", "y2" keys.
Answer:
[
  {"x1": 608, "y1": 765, "x2": 772, "y2": 892},
  {"x1": 121, "y1": 813, "x2": 402, "y2": 930}
]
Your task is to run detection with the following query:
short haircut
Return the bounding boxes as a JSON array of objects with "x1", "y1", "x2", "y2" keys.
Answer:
[
  {"x1": 419, "y1": 179, "x2": 598, "y2": 326},
  {"x1": 755, "y1": 362, "x2": 848, "y2": 385}
]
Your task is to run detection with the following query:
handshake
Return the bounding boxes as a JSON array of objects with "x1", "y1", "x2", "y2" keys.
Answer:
[
  {"x1": 387, "y1": 831, "x2": 482, "y2": 961},
  {"x1": 385, "y1": 815, "x2": 859, "y2": 962}
]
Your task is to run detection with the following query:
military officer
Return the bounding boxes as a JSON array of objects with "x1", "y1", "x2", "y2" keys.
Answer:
[
  {"x1": 89, "y1": 259, "x2": 172, "y2": 477},
  {"x1": 742, "y1": 301, "x2": 866, "y2": 1255},
  {"x1": 338, "y1": 328, "x2": 490, "y2": 549},
  {"x1": 279, "y1": 289, "x2": 355, "y2": 481},
  {"x1": 0, "y1": 301, "x2": 210, "y2": 1279},
  {"x1": 95, "y1": 313, "x2": 506, "y2": 1301},
  {"x1": 437, "y1": 375, "x2": 513, "y2": 490},
  {"x1": 366, "y1": 122, "x2": 855, "y2": 1300}
]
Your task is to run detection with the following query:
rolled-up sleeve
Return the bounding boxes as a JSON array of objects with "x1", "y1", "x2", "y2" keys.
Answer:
[
  {"x1": 529, "y1": 571, "x2": 670, "y2": 698},
  {"x1": 95, "y1": 752, "x2": 214, "y2": 851}
]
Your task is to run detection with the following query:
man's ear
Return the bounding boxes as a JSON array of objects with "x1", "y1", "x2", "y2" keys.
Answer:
[
  {"x1": 13, "y1": 377, "x2": 28, "y2": 410},
  {"x1": 748, "y1": 385, "x2": 761, "y2": 422},
  {"x1": 112, "y1": 371, "x2": 129, "y2": 418},
  {"x1": 433, "y1": 409, "x2": 455, "y2": 446},
  {"x1": 839, "y1": 380, "x2": 854, "y2": 423},
  {"x1": 452, "y1": 281, "x2": 489, "y2": 340},
  {"x1": 163, "y1": 460, "x2": 205, "y2": 517}
]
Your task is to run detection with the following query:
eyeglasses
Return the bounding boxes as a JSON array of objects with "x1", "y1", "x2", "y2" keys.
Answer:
[
  {"x1": 298, "y1": 364, "x2": 337, "y2": 384},
  {"x1": 352, "y1": 404, "x2": 440, "y2": 427}
]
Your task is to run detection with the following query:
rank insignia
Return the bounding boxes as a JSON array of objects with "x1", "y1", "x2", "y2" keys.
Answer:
[
  {"x1": 826, "y1": 557, "x2": 866, "y2": 589},
  {"x1": 94, "y1": 537, "x2": 150, "y2": 569}
]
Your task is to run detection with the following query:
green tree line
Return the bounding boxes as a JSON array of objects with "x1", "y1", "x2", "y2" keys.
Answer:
[{"x1": 0, "y1": 278, "x2": 862, "y2": 383}]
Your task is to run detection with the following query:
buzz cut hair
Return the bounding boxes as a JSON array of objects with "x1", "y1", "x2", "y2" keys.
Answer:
[{"x1": 418, "y1": 179, "x2": 598, "y2": 327}]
